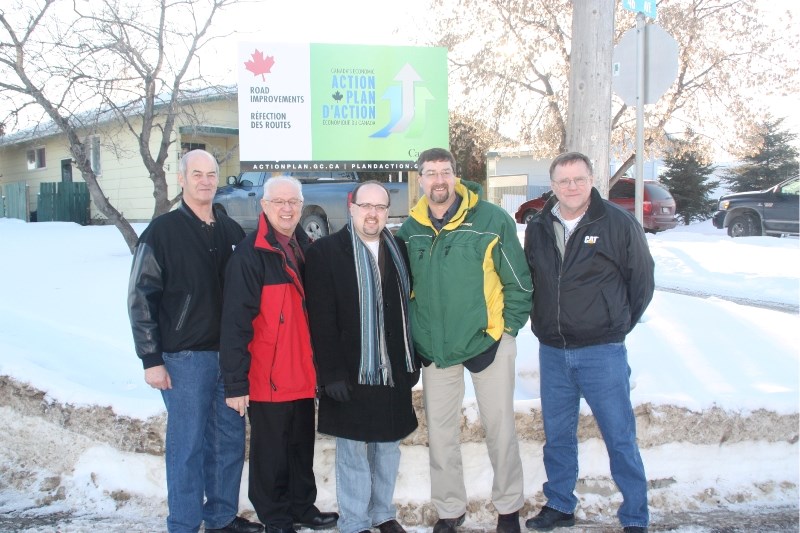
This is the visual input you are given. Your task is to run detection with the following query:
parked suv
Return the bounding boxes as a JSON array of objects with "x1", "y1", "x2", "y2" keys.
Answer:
[
  {"x1": 514, "y1": 177, "x2": 678, "y2": 232},
  {"x1": 712, "y1": 176, "x2": 799, "y2": 238}
]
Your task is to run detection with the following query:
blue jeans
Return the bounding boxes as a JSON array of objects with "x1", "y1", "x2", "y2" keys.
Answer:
[
  {"x1": 335, "y1": 437, "x2": 401, "y2": 533},
  {"x1": 538, "y1": 342, "x2": 648, "y2": 528},
  {"x1": 161, "y1": 350, "x2": 246, "y2": 533}
]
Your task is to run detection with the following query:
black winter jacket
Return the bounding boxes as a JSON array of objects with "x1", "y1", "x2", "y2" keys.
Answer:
[
  {"x1": 305, "y1": 227, "x2": 419, "y2": 442},
  {"x1": 128, "y1": 202, "x2": 245, "y2": 368},
  {"x1": 524, "y1": 187, "x2": 655, "y2": 348}
]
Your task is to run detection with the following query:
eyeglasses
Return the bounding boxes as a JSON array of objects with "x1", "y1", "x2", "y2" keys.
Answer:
[
  {"x1": 552, "y1": 177, "x2": 591, "y2": 189},
  {"x1": 353, "y1": 202, "x2": 389, "y2": 213},
  {"x1": 421, "y1": 169, "x2": 454, "y2": 179},
  {"x1": 266, "y1": 198, "x2": 303, "y2": 208}
]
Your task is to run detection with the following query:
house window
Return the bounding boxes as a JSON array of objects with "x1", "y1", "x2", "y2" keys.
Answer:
[
  {"x1": 88, "y1": 136, "x2": 102, "y2": 175},
  {"x1": 487, "y1": 157, "x2": 497, "y2": 177},
  {"x1": 26, "y1": 147, "x2": 46, "y2": 170},
  {"x1": 180, "y1": 142, "x2": 206, "y2": 157}
]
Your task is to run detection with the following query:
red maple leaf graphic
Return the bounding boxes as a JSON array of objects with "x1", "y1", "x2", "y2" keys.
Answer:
[{"x1": 244, "y1": 49, "x2": 275, "y2": 81}]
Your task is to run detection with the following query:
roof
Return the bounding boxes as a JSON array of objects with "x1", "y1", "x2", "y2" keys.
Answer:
[{"x1": 0, "y1": 85, "x2": 237, "y2": 147}]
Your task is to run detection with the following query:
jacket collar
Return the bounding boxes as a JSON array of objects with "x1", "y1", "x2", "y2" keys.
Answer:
[
  {"x1": 178, "y1": 200, "x2": 206, "y2": 224},
  {"x1": 409, "y1": 178, "x2": 482, "y2": 230},
  {"x1": 254, "y1": 212, "x2": 311, "y2": 252},
  {"x1": 540, "y1": 187, "x2": 607, "y2": 226}
]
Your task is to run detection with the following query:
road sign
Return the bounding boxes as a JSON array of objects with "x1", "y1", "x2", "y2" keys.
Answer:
[
  {"x1": 612, "y1": 18, "x2": 679, "y2": 228},
  {"x1": 612, "y1": 23, "x2": 679, "y2": 106},
  {"x1": 621, "y1": 0, "x2": 657, "y2": 19}
]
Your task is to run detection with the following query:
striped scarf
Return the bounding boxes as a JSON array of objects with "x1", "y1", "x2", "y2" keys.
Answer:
[{"x1": 350, "y1": 222, "x2": 415, "y2": 385}]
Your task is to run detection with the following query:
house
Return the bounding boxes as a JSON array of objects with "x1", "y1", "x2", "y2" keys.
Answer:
[
  {"x1": 486, "y1": 147, "x2": 555, "y2": 216},
  {"x1": 0, "y1": 89, "x2": 240, "y2": 223},
  {"x1": 486, "y1": 146, "x2": 666, "y2": 217}
]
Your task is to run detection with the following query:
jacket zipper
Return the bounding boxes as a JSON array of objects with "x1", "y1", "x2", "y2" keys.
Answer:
[
  {"x1": 175, "y1": 294, "x2": 192, "y2": 331},
  {"x1": 270, "y1": 311, "x2": 285, "y2": 392},
  {"x1": 554, "y1": 214, "x2": 596, "y2": 348}
]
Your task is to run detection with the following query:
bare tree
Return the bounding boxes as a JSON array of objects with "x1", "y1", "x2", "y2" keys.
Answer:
[
  {"x1": 449, "y1": 110, "x2": 508, "y2": 187},
  {"x1": 423, "y1": 0, "x2": 798, "y2": 182},
  {"x1": 0, "y1": 0, "x2": 236, "y2": 252}
]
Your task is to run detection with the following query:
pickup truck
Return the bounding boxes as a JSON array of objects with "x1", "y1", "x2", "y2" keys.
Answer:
[
  {"x1": 712, "y1": 176, "x2": 799, "y2": 237},
  {"x1": 213, "y1": 170, "x2": 410, "y2": 239}
]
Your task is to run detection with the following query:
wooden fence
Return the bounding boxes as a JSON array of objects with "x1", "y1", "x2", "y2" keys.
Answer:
[
  {"x1": 0, "y1": 182, "x2": 30, "y2": 221},
  {"x1": 37, "y1": 182, "x2": 90, "y2": 225}
]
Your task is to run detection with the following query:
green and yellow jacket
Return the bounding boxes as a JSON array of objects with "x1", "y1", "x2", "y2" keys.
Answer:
[{"x1": 397, "y1": 179, "x2": 533, "y2": 368}]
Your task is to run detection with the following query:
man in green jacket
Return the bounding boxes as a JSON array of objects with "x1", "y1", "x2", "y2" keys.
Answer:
[{"x1": 396, "y1": 148, "x2": 533, "y2": 533}]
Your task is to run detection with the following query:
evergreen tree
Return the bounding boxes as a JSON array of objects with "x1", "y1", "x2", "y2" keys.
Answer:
[
  {"x1": 722, "y1": 117, "x2": 799, "y2": 192},
  {"x1": 661, "y1": 145, "x2": 719, "y2": 224}
]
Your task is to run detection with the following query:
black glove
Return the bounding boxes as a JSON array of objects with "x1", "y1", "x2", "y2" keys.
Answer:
[{"x1": 325, "y1": 380, "x2": 352, "y2": 402}]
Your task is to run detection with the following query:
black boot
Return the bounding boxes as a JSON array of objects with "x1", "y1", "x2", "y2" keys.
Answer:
[
  {"x1": 524, "y1": 507, "x2": 575, "y2": 531},
  {"x1": 497, "y1": 510, "x2": 521, "y2": 533}
]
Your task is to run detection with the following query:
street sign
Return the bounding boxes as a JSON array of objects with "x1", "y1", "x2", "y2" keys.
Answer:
[
  {"x1": 612, "y1": 18, "x2": 679, "y2": 228},
  {"x1": 612, "y1": 24, "x2": 679, "y2": 106},
  {"x1": 621, "y1": 0, "x2": 657, "y2": 19}
]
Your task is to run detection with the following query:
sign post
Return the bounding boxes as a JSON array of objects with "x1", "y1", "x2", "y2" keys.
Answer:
[
  {"x1": 635, "y1": 12, "x2": 646, "y2": 225},
  {"x1": 614, "y1": 1, "x2": 678, "y2": 226}
]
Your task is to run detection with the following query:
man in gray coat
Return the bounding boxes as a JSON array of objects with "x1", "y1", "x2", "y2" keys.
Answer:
[{"x1": 305, "y1": 181, "x2": 419, "y2": 533}]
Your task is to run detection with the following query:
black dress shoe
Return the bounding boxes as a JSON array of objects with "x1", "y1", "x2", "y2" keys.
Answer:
[
  {"x1": 497, "y1": 511, "x2": 521, "y2": 533},
  {"x1": 623, "y1": 527, "x2": 647, "y2": 533},
  {"x1": 524, "y1": 506, "x2": 574, "y2": 530},
  {"x1": 294, "y1": 511, "x2": 339, "y2": 530},
  {"x1": 265, "y1": 527, "x2": 297, "y2": 533},
  {"x1": 432, "y1": 513, "x2": 465, "y2": 533},
  {"x1": 377, "y1": 519, "x2": 407, "y2": 533},
  {"x1": 206, "y1": 516, "x2": 265, "y2": 533}
]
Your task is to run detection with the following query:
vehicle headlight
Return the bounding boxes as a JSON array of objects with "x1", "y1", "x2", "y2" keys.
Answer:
[{"x1": 719, "y1": 200, "x2": 730, "y2": 210}]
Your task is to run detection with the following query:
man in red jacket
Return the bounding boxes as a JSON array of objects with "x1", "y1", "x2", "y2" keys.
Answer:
[{"x1": 219, "y1": 175, "x2": 338, "y2": 533}]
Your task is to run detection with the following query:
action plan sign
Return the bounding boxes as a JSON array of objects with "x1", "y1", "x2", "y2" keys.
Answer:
[{"x1": 238, "y1": 43, "x2": 449, "y2": 172}]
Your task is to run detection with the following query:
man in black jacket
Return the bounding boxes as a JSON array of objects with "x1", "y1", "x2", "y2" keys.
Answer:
[
  {"x1": 305, "y1": 181, "x2": 419, "y2": 533},
  {"x1": 128, "y1": 149, "x2": 262, "y2": 533},
  {"x1": 523, "y1": 152, "x2": 654, "y2": 533}
]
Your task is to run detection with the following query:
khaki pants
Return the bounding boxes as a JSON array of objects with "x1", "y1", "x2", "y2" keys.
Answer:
[{"x1": 421, "y1": 333, "x2": 524, "y2": 518}]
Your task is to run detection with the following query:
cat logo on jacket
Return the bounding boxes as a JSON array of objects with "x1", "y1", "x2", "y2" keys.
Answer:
[{"x1": 584, "y1": 235, "x2": 599, "y2": 245}]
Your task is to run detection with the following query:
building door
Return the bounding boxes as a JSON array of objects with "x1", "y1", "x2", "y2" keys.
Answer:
[{"x1": 61, "y1": 159, "x2": 73, "y2": 183}]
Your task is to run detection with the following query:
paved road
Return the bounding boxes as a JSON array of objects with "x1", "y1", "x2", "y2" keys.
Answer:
[{"x1": 656, "y1": 286, "x2": 799, "y2": 314}]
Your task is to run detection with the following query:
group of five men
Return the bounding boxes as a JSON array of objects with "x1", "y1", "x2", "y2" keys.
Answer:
[{"x1": 128, "y1": 147, "x2": 654, "y2": 533}]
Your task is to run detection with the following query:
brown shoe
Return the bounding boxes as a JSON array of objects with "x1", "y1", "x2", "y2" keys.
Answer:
[{"x1": 377, "y1": 519, "x2": 406, "y2": 533}]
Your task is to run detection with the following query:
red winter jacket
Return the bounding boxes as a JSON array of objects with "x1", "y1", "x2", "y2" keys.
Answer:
[{"x1": 219, "y1": 213, "x2": 316, "y2": 402}]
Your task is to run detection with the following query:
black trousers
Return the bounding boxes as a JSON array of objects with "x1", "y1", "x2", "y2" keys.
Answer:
[{"x1": 248, "y1": 399, "x2": 320, "y2": 527}]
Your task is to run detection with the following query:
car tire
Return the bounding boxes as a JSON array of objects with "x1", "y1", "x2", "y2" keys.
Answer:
[
  {"x1": 727, "y1": 214, "x2": 760, "y2": 238},
  {"x1": 522, "y1": 209, "x2": 538, "y2": 224},
  {"x1": 301, "y1": 213, "x2": 329, "y2": 240}
]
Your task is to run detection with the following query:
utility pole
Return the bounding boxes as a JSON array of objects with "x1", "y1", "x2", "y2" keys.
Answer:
[{"x1": 566, "y1": 1, "x2": 615, "y2": 197}]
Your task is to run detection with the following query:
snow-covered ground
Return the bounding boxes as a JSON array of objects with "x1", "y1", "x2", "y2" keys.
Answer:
[{"x1": 0, "y1": 218, "x2": 797, "y2": 531}]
